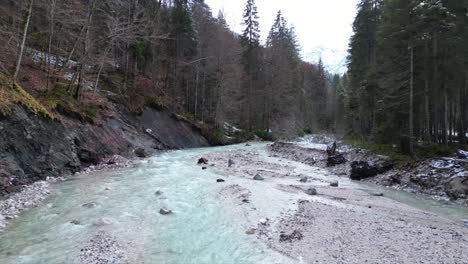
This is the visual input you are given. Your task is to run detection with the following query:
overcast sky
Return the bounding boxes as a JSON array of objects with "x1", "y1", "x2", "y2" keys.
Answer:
[{"x1": 204, "y1": 0, "x2": 359, "y2": 73}]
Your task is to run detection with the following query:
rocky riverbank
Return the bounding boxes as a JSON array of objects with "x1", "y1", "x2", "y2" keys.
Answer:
[
  {"x1": 268, "y1": 136, "x2": 468, "y2": 206},
  {"x1": 0, "y1": 181, "x2": 50, "y2": 231},
  {"x1": 0, "y1": 93, "x2": 209, "y2": 197},
  {"x1": 203, "y1": 144, "x2": 468, "y2": 263}
]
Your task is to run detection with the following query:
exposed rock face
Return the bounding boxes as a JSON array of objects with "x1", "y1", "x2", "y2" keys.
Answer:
[
  {"x1": 0, "y1": 104, "x2": 208, "y2": 196},
  {"x1": 350, "y1": 161, "x2": 380, "y2": 180}
]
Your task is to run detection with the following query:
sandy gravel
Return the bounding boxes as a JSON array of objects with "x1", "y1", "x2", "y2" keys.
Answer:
[{"x1": 205, "y1": 145, "x2": 468, "y2": 264}]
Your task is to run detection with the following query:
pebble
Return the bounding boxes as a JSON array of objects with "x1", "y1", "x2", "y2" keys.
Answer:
[{"x1": 246, "y1": 228, "x2": 256, "y2": 235}]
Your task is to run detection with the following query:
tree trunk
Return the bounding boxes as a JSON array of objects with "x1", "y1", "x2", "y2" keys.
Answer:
[
  {"x1": 443, "y1": 91, "x2": 449, "y2": 146},
  {"x1": 13, "y1": 0, "x2": 34, "y2": 84},
  {"x1": 409, "y1": 46, "x2": 414, "y2": 156}
]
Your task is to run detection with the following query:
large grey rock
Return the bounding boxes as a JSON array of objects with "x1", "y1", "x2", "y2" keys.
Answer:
[
  {"x1": 159, "y1": 208, "x2": 172, "y2": 215},
  {"x1": 253, "y1": 174, "x2": 264, "y2": 181}
]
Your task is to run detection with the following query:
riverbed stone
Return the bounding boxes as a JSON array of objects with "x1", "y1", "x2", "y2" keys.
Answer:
[
  {"x1": 300, "y1": 176, "x2": 308, "y2": 183},
  {"x1": 198, "y1": 158, "x2": 208, "y2": 165},
  {"x1": 82, "y1": 202, "x2": 97, "y2": 209},
  {"x1": 217, "y1": 179, "x2": 225, "y2": 183},
  {"x1": 330, "y1": 181, "x2": 339, "y2": 187},
  {"x1": 305, "y1": 188, "x2": 317, "y2": 195},
  {"x1": 253, "y1": 174, "x2": 264, "y2": 181},
  {"x1": 372, "y1": 192, "x2": 384, "y2": 197},
  {"x1": 159, "y1": 208, "x2": 172, "y2": 215}
]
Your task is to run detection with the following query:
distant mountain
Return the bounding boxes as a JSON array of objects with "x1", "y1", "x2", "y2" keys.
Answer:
[{"x1": 303, "y1": 47, "x2": 348, "y2": 75}]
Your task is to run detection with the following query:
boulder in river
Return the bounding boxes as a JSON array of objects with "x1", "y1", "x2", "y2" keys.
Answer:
[
  {"x1": 253, "y1": 174, "x2": 264, "y2": 181},
  {"x1": 299, "y1": 176, "x2": 308, "y2": 183},
  {"x1": 228, "y1": 159, "x2": 235, "y2": 168},
  {"x1": 372, "y1": 192, "x2": 384, "y2": 197},
  {"x1": 82, "y1": 202, "x2": 97, "y2": 209},
  {"x1": 155, "y1": 190, "x2": 163, "y2": 196},
  {"x1": 217, "y1": 179, "x2": 225, "y2": 183},
  {"x1": 159, "y1": 208, "x2": 172, "y2": 215},
  {"x1": 198, "y1": 158, "x2": 208, "y2": 165},
  {"x1": 305, "y1": 188, "x2": 317, "y2": 195}
]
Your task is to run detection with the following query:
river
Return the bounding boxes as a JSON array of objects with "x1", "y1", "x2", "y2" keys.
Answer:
[{"x1": 0, "y1": 143, "x2": 467, "y2": 264}]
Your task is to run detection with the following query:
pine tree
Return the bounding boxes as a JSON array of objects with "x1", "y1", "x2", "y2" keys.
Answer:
[{"x1": 240, "y1": 0, "x2": 262, "y2": 130}]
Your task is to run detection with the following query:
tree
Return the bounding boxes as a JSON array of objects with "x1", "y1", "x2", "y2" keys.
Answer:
[
  {"x1": 240, "y1": 0, "x2": 262, "y2": 130},
  {"x1": 13, "y1": 0, "x2": 34, "y2": 84}
]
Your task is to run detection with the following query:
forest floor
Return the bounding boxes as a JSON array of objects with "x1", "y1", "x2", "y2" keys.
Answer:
[{"x1": 205, "y1": 143, "x2": 468, "y2": 264}]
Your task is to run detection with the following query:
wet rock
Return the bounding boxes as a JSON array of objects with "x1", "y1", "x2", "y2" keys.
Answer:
[
  {"x1": 327, "y1": 154, "x2": 346, "y2": 167},
  {"x1": 299, "y1": 176, "x2": 308, "y2": 183},
  {"x1": 202, "y1": 167, "x2": 207, "y2": 170},
  {"x1": 71, "y1": 220, "x2": 82, "y2": 225},
  {"x1": 135, "y1": 148, "x2": 147, "y2": 158},
  {"x1": 330, "y1": 181, "x2": 339, "y2": 187},
  {"x1": 350, "y1": 161, "x2": 380, "y2": 180},
  {"x1": 279, "y1": 230, "x2": 303, "y2": 242},
  {"x1": 253, "y1": 174, "x2": 264, "y2": 181},
  {"x1": 154, "y1": 190, "x2": 163, "y2": 196},
  {"x1": 159, "y1": 208, "x2": 172, "y2": 215},
  {"x1": 372, "y1": 192, "x2": 384, "y2": 197},
  {"x1": 198, "y1": 158, "x2": 208, "y2": 165},
  {"x1": 82, "y1": 202, "x2": 97, "y2": 209},
  {"x1": 246, "y1": 228, "x2": 256, "y2": 235},
  {"x1": 217, "y1": 179, "x2": 225, "y2": 183},
  {"x1": 305, "y1": 188, "x2": 317, "y2": 195},
  {"x1": 228, "y1": 159, "x2": 235, "y2": 168},
  {"x1": 464, "y1": 219, "x2": 468, "y2": 227}
]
